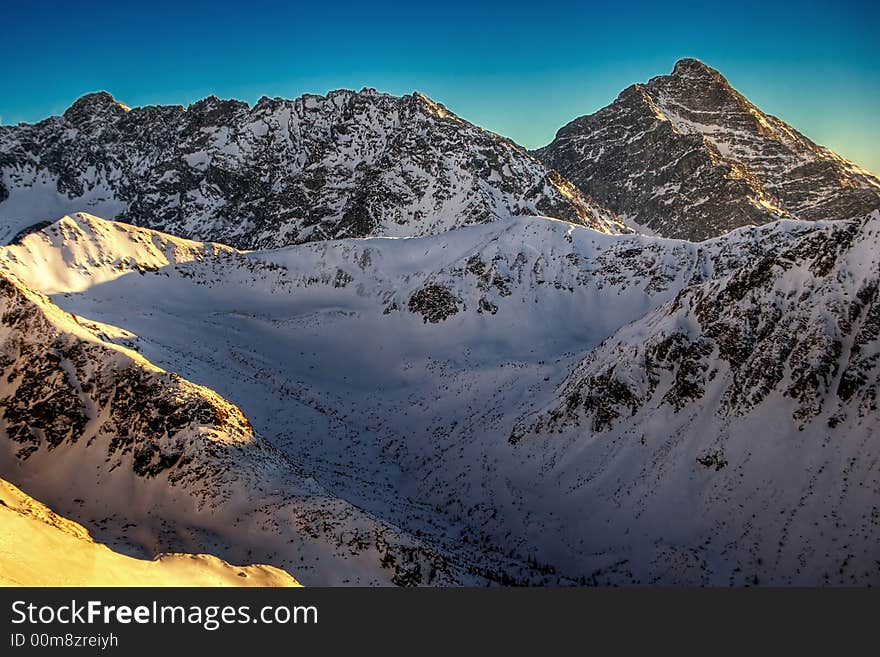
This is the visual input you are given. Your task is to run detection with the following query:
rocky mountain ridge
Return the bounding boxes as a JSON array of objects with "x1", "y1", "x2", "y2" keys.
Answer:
[{"x1": 0, "y1": 89, "x2": 622, "y2": 247}]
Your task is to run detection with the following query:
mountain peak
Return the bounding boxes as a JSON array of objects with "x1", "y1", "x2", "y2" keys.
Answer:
[
  {"x1": 538, "y1": 59, "x2": 880, "y2": 241},
  {"x1": 670, "y1": 58, "x2": 723, "y2": 80},
  {"x1": 70, "y1": 90, "x2": 118, "y2": 106},
  {"x1": 63, "y1": 91, "x2": 129, "y2": 125},
  {"x1": 64, "y1": 91, "x2": 128, "y2": 119},
  {"x1": 411, "y1": 91, "x2": 456, "y2": 118},
  {"x1": 187, "y1": 95, "x2": 249, "y2": 116}
]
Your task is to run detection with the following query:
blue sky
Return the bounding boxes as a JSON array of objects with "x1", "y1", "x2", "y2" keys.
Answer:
[{"x1": 1, "y1": 0, "x2": 877, "y2": 171}]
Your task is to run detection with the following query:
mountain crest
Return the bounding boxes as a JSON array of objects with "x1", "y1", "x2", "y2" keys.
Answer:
[
  {"x1": 62, "y1": 91, "x2": 129, "y2": 126},
  {"x1": 411, "y1": 91, "x2": 456, "y2": 119},
  {"x1": 670, "y1": 57, "x2": 724, "y2": 81}
]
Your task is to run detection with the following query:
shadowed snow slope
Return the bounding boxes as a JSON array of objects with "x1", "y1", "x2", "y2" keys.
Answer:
[{"x1": 0, "y1": 256, "x2": 473, "y2": 585}]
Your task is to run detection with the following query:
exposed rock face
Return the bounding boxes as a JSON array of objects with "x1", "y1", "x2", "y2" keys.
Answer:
[
  {"x1": 0, "y1": 89, "x2": 623, "y2": 247},
  {"x1": 0, "y1": 268, "x2": 256, "y2": 495},
  {"x1": 408, "y1": 284, "x2": 461, "y2": 323},
  {"x1": 537, "y1": 58, "x2": 880, "y2": 240}
]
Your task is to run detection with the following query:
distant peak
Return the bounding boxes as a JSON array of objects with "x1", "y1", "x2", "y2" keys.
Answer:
[
  {"x1": 63, "y1": 91, "x2": 129, "y2": 125},
  {"x1": 75, "y1": 90, "x2": 118, "y2": 106},
  {"x1": 188, "y1": 95, "x2": 249, "y2": 115},
  {"x1": 671, "y1": 58, "x2": 722, "y2": 80}
]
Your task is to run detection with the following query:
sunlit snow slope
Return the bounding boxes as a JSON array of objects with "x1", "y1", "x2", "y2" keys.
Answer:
[{"x1": 0, "y1": 477, "x2": 300, "y2": 587}]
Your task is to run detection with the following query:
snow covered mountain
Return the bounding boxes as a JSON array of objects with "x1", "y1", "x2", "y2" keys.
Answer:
[
  {"x1": 536, "y1": 58, "x2": 880, "y2": 241},
  {"x1": 1, "y1": 61, "x2": 877, "y2": 588},
  {"x1": 4, "y1": 211, "x2": 877, "y2": 585},
  {"x1": 0, "y1": 89, "x2": 623, "y2": 247},
  {"x1": 0, "y1": 477, "x2": 300, "y2": 587}
]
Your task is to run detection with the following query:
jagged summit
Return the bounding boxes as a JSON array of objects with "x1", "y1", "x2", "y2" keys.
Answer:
[
  {"x1": 537, "y1": 60, "x2": 880, "y2": 240},
  {"x1": 65, "y1": 90, "x2": 120, "y2": 110},
  {"x1": 54, "y1": 88, "x2": 462, "y2": 134},
  {"x1": 0, "y1": 88, "x2": 623, "y2": 248},
  {"x1": 669, "y1": 57, "x2": 722, "y2": 80},
  {"x1": 187, "y1": 94, "x2": 248, "y2": 111},
  {"x1": 62, "y1": 87, "x2": 445, "y2": 116},
  {"x1": 61, "y1": 91, "x2": 130, "y2": 126}
]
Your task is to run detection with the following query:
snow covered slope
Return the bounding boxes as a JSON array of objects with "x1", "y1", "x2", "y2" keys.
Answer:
[
  {"x1": 0, "y1": 477, "x2": 300, "y2": 587},
  {"x1": 537, "y1": 59, "x2": 880, "y2": 241},
  {"x1": 0, "y1": 90, "x2": 623, "y2": 247},
  {"x1": 0, "y1": 262, "x2": 474, "y2": 586},
  {"x1": 513, "y1": 211, "x2": 880, "y2": 584},
  {"x1": 5, "y1": 211, "x2": 877, "y2": 585}
]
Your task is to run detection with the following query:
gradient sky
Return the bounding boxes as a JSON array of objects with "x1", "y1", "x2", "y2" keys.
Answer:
[{"x1": 2, "y1": 0, "x2": 877, "y2": 171}]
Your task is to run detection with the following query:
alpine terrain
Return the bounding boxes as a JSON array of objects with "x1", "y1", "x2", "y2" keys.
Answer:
[{"x1": 1, "y1": 60, "x2": 878, "y2": 586}]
